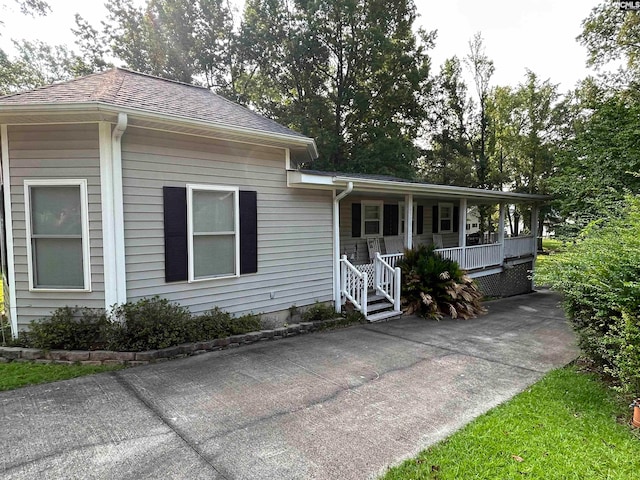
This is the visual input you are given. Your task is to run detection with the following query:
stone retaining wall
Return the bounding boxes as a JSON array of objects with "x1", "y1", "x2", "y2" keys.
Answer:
[{"x1": 0, "y1": 319, "x2": 345, "y2": 366}]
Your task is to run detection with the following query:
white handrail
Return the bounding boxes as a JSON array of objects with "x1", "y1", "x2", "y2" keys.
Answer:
[
  {"x1": 374, "y1": 253, "x2": 401, "y2": 312},
  {"x1": 340, "y1": 255, "x2": 368, "y2": 316}
]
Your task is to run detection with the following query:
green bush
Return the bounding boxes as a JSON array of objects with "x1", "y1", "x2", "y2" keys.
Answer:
[
  {"x1": 301, "y1": 302, "x2": 336, "y2": 322},
  {"x1": 186, "y1": 307, "x2": 234, "y2": 341},
  {"x1": 107, "y1": 296, "x2": 192, "y2": 351},
  {"x1": 228, "y1": 313, "x2": 262, "y2": 335},
  {"x1": 20, "y1": 307, "x2": 109, "y2": 350},
  {"x1": 398, "y1": 244, "x2": 485, "y2": 320},
  {"x1": 541, "y1": 196, "x2": 640, "y2": 394}
]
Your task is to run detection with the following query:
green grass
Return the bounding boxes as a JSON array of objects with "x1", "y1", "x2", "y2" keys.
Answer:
[
  {"x1": 0, "y1": 362, "x2": 123, "y2": 391},
  {"x1": 381, "y1": 367, "x2": 640, "y2": 480},
  {"x1": 535, "y1": 238, "x2": 567, "y2": 282}
]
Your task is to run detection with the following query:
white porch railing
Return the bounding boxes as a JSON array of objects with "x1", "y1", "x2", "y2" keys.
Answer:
[
  {"x1": 436, "y1": 243, "x2": 504, "y2": 270},
  {"x1": 504, "y1": 236, "x2": 535, "y2": 258},
  {"x1": 380, "y1": 253, "x2": 403, "y2": 268},
  {"x1": 340, "y1": 255, "x2": 368, "y2": 316},
  {"x1": 374, "y1": 253, "x2": 401, "y2": 312}
]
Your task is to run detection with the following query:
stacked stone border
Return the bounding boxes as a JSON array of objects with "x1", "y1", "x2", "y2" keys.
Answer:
[{"x1": 0, "y1": 319, "x2": 347, "y2": 367}]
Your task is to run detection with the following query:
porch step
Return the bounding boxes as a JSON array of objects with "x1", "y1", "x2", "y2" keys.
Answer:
[
  {"x1": 366, "y1": 301, "x2": 394, "y2": 314},
  {"x1": 365, "y1": 291, "x2": 402, "y2": 322},
  {"x1": 366, "y1": 310, "x2": 403, "y2": 323}
]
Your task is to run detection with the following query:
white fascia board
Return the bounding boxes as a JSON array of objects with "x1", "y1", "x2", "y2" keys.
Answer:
[
  {"x1": 288, "y1": 171, "x2": 549, "y2": 203},
  {"x1": 0, "y1": 102, "x2": 319, "y2": 158}
]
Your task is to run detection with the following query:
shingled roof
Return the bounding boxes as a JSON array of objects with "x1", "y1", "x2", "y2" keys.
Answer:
[{"x1": 0, "y1": 68, "x2": 306, "y2": 139}]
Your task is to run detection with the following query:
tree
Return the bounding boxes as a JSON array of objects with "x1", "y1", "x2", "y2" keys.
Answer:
[
  {"x1": 419, "y1": 56, "x2": 474, "y2": 186},
  {"x1": 465, "y1": 32, "x2": 495, "y2": 189},
  {"x1": 74, "y1": 0, "x2": 236, "y2": 87},
  {"x1": 579, "y1": 0, "x2": 640, "y2": 73},
  {"x1": 236, "y1": 0, "x2": 433, "y2": 178},
  {"x1": 550, "y1": 91, "x2": 640, "y2": 232}
]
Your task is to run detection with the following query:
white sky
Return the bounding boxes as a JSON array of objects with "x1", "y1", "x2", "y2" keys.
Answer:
[{"x1": 1, "y1": 0, "x2": 602, "y2": 92}]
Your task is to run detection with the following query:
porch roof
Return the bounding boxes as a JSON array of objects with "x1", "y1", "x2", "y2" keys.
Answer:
[{"x1": 287, "y1": 170, "x2": 550, "y2": 204}]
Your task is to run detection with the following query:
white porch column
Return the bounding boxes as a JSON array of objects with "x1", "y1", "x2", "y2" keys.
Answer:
[
  {"x1": 458, "y1": 198, "x2": 467, "y2": 269},
  {"x1": 405, "y1": 194, "x2": 413, "y2": 249},
  {"x1": 458, "y1": 198, "x2": 467, "y2": 247},
  {"x1": 498, "y1": 203, "x2": 505, "y2": 263}
]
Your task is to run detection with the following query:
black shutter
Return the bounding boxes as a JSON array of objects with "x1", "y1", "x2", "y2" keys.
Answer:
[
  {"x1": 453, "y1": 206, "x2": 460, "y2": 233},
  {"x1": 163, "y1": 186, "x2": 188, "y2": 282},
  {"x1": 431, "y1": 205, "x2": 438, "y2": 234},
  {"x1": 383, "y1": 204, "x2": 399, "y2": 236},
  {"x1": 239, "y1": 190, "x2": 258, "y2": 274},
  {"x1": 352, "y1": 203, "x2": 361, "y2": 237},
  {"x1": 416, "y1": 205, "x2": 424, "y2": 235}
]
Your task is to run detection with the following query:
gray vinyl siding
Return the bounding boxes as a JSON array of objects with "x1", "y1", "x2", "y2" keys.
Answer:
[
  {"x1": 122, "y1": 127, "x2": 333, "y2": 316},
  {"x1": 339, "y1": 197, "x2": 437, "y2": 264},
  {"x1": 7, "y1": 124, "x2": 104, "y2": 329}
]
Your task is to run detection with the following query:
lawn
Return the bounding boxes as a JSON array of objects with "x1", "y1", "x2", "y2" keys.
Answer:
[
  {"x1": 0, "y1": 362, "x2": 123, "y2": 391},
  {"x1": 381, "y1": 367, "x2": 640, "y2": 479}
]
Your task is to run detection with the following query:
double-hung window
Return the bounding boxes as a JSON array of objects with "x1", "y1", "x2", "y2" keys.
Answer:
[
  {"x1": 362, "y1": 201, "x2": 383, "y2": 236},
  {"x1": 24, "y1": 179, "x2": 90, "y2": 291},
  {"x1": 399, "y1": 202, "x2": 417, "y2": 235},
  {"x1": 187, "y1": 185, "x2": 239, "y2": 281},
  {"x1": 439, "y1": 202, "x2": 454, "y2": 233}
]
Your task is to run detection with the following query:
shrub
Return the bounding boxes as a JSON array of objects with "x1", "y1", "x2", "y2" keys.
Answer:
[
  {"x1": 301, "y1": 302, "x2": 336, "y2": 322},
  {"x1": 107, "y1": 296, "x2": 192, "y2": 351},
  {"x1": 20, "y1": 307, "x2": 109, "y2": 350},
  {"x1": 187, "y1": 307, "x2": 234, "y2": 341},
  {"x1": 398, "y1": 244, "x2": 485, "y2": 320},
  {"x1": 228, "y1": 313, "x2": 261, "y2": 335},
  {"x1": 542, "y1": 196, "x2": 640, "y2": 394}
]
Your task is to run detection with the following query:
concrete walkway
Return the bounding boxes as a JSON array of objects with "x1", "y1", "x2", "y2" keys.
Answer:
[{"x1": 1, "y1": 290, "x2": 578, "y2": 480}]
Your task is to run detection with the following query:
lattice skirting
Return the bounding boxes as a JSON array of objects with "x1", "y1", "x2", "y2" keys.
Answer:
[
  {"x1": 355, "y1": 263, "x2": 375, "y2": 289},
  {"x1": 474, "y1": 261, "x2": 533, "y2": 298}
]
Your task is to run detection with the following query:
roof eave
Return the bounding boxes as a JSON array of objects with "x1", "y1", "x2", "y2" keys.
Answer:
[
  {"x1": 287, "y1": 171, "x2": 550, "y2": 203},
  {"x1": 0, "y1": 102, "x2": 319, "y2": 158}
]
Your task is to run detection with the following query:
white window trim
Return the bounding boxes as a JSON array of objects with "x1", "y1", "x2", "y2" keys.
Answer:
[
  {"x1": 24, "y1": 179, "x2": 92, "y2": 292},
  {"x1": 361, "y1": 200, "x2": 383, "y2": 237},
  {"x1": 399, "y1": 202, "x2": 417, "y2": 235},
  {"x1": 187, "y1": 184, "x2": 240, "y2": 282},
  {"x1": 439, "y1": 202, "x2": 454, "y2": 234}
]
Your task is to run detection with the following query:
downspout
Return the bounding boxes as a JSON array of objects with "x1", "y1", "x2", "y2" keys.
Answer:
[
  {"x1": 111, "y1": 113, "x2": 128, "y2": 307},
  {"x1": 333, "y1": 181, "x2": 353, "y2": 313}
]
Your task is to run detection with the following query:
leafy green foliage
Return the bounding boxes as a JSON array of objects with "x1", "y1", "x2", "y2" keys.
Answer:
[
  {"x1": 538, "y1": 197, "x2": 640, "y2": 393},
  {"x1": 301, "y1": 302, "x2": 337, "y2": 323},
  {"x1": 15, "y1": 307, "x2": 109, "y2": 351},
  {"x1": 382, "y1": 367, "x2": 640, "y2": 479},
  {"x1": 108, "y1": 296, "x2": 192, "y2": 351},
  {"x1": 550, "y1": 95, "x2": 640, "y2": 234},
  {"x1": 398, "y1": 244, "x2": 485, "y2": 320}
]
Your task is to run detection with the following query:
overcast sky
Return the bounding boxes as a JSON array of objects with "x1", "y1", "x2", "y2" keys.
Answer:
[{"x1": 1, "y1": 0, "x2": 602, "y2": 92}]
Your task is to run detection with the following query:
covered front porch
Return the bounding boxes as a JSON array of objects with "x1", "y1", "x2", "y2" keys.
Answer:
[{"x1": 287, "y1": 170, "x2": 548, "y2": 321}]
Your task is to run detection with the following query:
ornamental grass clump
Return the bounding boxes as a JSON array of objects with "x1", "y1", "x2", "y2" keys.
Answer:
[{"x1": 398, "y1": 244, "x2": 485, "y2": 320}]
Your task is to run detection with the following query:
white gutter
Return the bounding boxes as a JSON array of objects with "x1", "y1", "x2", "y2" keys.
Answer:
[
  {"x1": 112, "y1": 113, "x2": 128, "y2": 307},
  {"x1": 333, "y1": 182, "x2": 353, "y2": 313}
]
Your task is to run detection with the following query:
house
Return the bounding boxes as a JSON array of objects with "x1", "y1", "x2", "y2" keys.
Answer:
[{"x1": 0, "y1": 69, "x2": 547, "y2": 336}]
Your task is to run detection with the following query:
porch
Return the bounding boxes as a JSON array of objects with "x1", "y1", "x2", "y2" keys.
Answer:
[{"x1": 286, "y1": 169, "x2": 548, "y2": 322}]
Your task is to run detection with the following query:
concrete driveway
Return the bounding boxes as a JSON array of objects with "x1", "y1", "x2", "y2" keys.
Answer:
[{"x1": 1, "y1": 289, "x2": 578, "y2": 479}]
